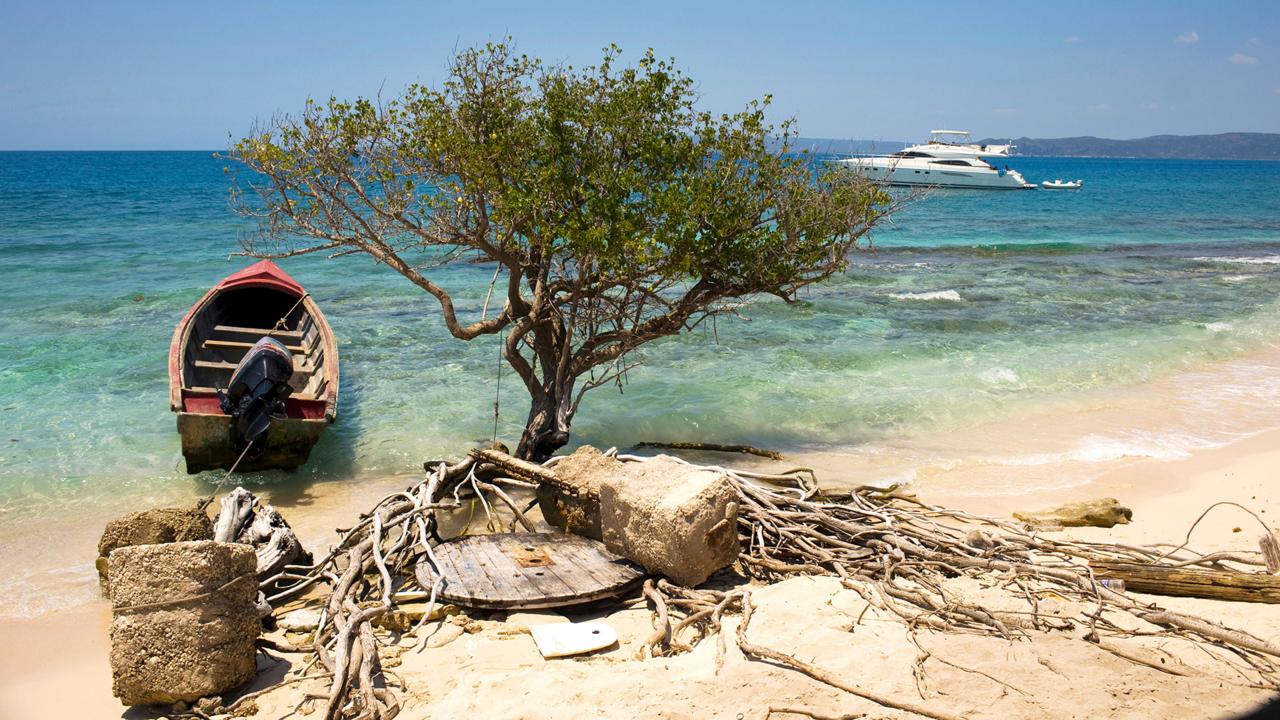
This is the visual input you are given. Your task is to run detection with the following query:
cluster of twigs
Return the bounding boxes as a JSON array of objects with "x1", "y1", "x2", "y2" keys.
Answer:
[
  {"x1": 631, "y1": 452, "x2": 1280, "y2": 717},
  {"x1": 247, "y1": 448, "x2": 1280, "y2": 720},
  {"x1": 249, "y1": 454, "x2": 496, "y2": 720}
]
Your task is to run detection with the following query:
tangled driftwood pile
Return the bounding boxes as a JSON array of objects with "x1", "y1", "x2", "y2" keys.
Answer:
[{"x1": 245, "y1": 448, "x2": 1280, "y2": 720}]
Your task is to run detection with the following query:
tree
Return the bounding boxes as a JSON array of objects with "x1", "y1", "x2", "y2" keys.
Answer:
[{"x1": 230, "y1": 41, "x2": 890, "y2": 461}]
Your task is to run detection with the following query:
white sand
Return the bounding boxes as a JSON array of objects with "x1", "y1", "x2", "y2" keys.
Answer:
[{"x1": 4, "y1": 429, "x2": 1280, "y2": 719}]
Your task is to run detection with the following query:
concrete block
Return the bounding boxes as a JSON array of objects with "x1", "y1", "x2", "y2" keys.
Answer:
[
  {"x1": 599, "y1": 456, "x2": 739, "y2": 587},
  {"x1": 538, "y1": 445, "x2": 628, "y2": 540},
  {"x1": 108, "y1": 540, "x2": 259, "y2": 706},
  {"x1": 96, "y1": 507, "x2": 213, "y2": 581}
]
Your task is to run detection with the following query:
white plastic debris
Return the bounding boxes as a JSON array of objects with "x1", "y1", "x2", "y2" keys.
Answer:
[{"x1": 529, "y1": 621, "x2": 617, "y2": 658}]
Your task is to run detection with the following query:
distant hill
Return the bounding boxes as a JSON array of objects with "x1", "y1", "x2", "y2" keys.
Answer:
[{"x1": 976, "y1": 133, "x2": 1280, "y2": 161}]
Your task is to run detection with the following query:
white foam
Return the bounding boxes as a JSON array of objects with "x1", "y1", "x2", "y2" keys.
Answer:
[
  {"x1": 977, "y1": 366, "x2": 1021, "y2": 386},
  {"x1": 1, "y1": 565, "x2": 100, "y2": 620},
  {"x1": 1204, "y1": 321, "x2": 1234, "y2": 333},
  {"x1": 1194, "y1": 255, "x2": 1280, "y2": 265},
  {"x1": 888, "y1": 289, "x2": 963, "y2": 302},
  {"x1": 870, "y1": 469, "x2": 918, "y2": 489},
  {"x1": 993, "y1": 433, "x2": 1201, "y2": 468},
  {"x1": 1222, "y1": 275, "x2": 1254, "y2": 283}
]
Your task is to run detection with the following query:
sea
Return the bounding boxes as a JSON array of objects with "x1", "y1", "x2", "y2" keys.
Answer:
[{"x1": 3, "y1": 151, "x2": 1280, "y2": 617}]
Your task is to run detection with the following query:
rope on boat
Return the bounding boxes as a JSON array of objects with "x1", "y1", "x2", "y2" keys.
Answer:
[
  {"x1": 271, "y1": 292, "x2": 310, "y2": 333},
  {"x1": 221, "y1": 438, "x2": 256, "y2": 481}
]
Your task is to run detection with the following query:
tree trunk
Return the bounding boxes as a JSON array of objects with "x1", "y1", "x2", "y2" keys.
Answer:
[
  {"x1": 1090, "y1": 560, "x2": 1280, "y2": 604},
  {"x1": 516, "y1": 387, "x2": 573, "y2": 462}
]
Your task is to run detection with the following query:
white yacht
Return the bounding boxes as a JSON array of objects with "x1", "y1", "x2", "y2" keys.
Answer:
[{"x1": 840, "y1": 130, "x2": 1035, "y2": 190}]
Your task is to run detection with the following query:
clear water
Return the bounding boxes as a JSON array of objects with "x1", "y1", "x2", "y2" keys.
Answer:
[{"x1": 2, "y1": 151, "x2": 1280, "y2": 615}]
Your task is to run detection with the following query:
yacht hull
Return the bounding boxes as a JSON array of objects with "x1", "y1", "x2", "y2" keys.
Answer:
[{"x1": 842, "y1": 158, "x2": 1033, "y2": 189}]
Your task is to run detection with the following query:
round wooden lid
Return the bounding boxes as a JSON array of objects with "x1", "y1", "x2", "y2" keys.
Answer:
[{"x1": 416, "y1": 532, "x2": 646, "y2": 610}]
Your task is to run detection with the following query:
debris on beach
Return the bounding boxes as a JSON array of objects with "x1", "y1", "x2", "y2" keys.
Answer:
[
  {"x1": 536, "y1": 445, "x2": 616, "y2": 540},
  {"x1": 1091, "y1": 558, "x2": 1280, "y2": 603},
  {"x1": 107, "y1": 540, "x2": 260, "y2": 706},
  {"x1": 599, "y1": 455, "x2": 739, "y2": 587},
  {"x1": 370, "y1": 601, "x2": 458, "y2": 632},
  {"x1": 95, "y1": 487, "x2": 312, "y2": 712},
  {"x1": 1014, "y1": 497, "x2": 1133, "y2": 528},
  {"x1": 213, "y1": 486, "x2": 310, "y2": 588},
  {"x1": 96, "y1": 504, "x2": 213, "y2": 582},
  {"x1": 152, "y1": 445, "x2": 1280, "y2": 720},
  {"x1": 413, "y1": 531, "x2": 643, "y2": 609},
  {"x1": 518, "y1": 446, "x2": 741, "y2": 586},
  {"x1": 530, "y1": 621, "x2": 618, "y2": 658},
  {"x1": 1263, "y1": 531, "x2": 1280, "y2": 573}
]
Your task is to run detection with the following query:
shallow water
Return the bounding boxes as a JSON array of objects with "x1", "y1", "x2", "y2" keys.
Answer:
[{"x1": 2, "y1": 151, "x2": 1280, "y2": 617}]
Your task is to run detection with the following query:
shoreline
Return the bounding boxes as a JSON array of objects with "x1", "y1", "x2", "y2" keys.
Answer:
[
  {"x1": 5, "y1": 340, "x2": 1280, "y2": 623},
  {"x1": 5, "y1": 417, "x2": 1280, "y2": 718}
]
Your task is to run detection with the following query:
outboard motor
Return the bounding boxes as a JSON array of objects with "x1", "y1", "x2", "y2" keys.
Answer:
[{"x1": 218, "y1": 337, "x2": 295, "y2": 457}]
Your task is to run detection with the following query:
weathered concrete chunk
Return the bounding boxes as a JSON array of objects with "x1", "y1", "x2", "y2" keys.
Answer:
[
  {"x1": 96, "y1": 507, "x2": 213, "y2": 581},
  {"x1": 599, "y1": 456, "x2": 739, "y2": 587},
  {"x1": 1014, "y1": 498, "x2": 1133, "y2": 529},
  {"x1": 538, "y1": 446, "x2": 627, "y2": 540},
  {"x1": 108, "y1": 540, "x2": 259, "y2": 706}
]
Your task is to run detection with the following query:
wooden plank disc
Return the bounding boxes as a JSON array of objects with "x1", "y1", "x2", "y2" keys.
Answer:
[{"x1": 416, "y1": 532, "x2": 646, "y2": 610}]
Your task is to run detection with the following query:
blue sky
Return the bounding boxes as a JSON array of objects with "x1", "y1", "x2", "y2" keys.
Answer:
[{"x1": 1, "y1": 0, "x2": 1277, "y2": 149}]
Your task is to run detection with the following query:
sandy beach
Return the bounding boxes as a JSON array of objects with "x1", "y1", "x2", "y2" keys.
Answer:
[{"x1": 5, "y1": 420, "x2": 1278, "y2": 720}]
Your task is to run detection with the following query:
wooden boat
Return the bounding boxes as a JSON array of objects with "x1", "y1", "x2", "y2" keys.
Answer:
[{"x1": 169, "y1": 260, "x2": 338, "y2": 473}]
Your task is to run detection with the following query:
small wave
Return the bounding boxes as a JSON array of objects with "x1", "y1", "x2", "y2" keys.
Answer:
[
  {"x1": 1193, "y1": 255, "x2": 1280, "y2": 265},
  {"x1": 1222, "y1": 275, "x2": 1254, "y2": 283},
  {"x1": 870, "y1": 469, "x2": 917, "y2": 489},
  {"x1": 977, "y1": 367, "x2": 1021, "y2": 386},
  {"x1": 1204, "y1": 321, "x2": 1234, "y2": 333},
  {"x1": 1, "y1": 565, "x2": 100, "y2": 620},
  {"x1": 994, "y1": 433, "x2": 1201, "y2": 467},
  {"x1": 888, "y1": 289, "x2": 963, "y2": 302}
]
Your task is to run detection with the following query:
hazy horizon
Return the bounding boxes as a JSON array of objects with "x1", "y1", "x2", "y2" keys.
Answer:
[{"x1": 2, "y1": 0, "x2": 1278, "y2": 150}]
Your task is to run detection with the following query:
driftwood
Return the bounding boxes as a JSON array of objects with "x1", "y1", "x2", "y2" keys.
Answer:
[
  {"x1": 1091, "y1": 560, "x2": 1280, "y2": 604},
  {"x1": 1261, "y1": 533, "x2": 1280, "y2": 574},
  {"x1": 618, "y1": 451, "x2": 1280, "y2": 717},
  {"x1": 635, "y1": 441, "x2": 786, "y2": 461},
  {"x1": 214, "y1": 487, "x2": 310, "y2": 586},
  {"x1": 468, "y1": 447, "x2": 566, "y2": 490},
  {"x1": 240, "y1": 447, "x2": 1280, "y2": 720}
]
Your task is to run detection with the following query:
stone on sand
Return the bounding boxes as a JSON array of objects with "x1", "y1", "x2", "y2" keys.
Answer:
[
  {"x1": 1014, "y1": 498, "x2": 1133, "y2": 528},
  {"x1": 277, "y1": 607, "x2": 324, "y2": 632},
  {"x1": 599, "y1": 455, "x2": 739, "y2": 587},
  {"x1": 96, "y1": 506, "x2": 213, "y2": 581},
  {"x1": 108, "y1": 540, "x2": 259, "y2": 706}
]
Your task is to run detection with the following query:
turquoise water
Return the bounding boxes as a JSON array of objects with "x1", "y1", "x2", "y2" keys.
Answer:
[{"x1": 2, "y1": 152, "x2": 1280, "y2": 535}]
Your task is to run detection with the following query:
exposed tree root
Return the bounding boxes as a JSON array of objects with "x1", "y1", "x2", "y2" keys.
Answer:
[{"x1": 241, "y1": 448, "x2": 1279, "y2": 719}]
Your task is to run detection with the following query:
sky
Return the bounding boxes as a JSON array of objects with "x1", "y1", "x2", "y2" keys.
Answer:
[{"x1": 1, "y1": 0, "x2": 1277, "y2": 150}]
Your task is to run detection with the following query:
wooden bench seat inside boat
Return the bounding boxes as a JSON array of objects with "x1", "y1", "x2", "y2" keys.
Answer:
[
  {"x1": 212, "y1": 324, "x2": 304, "y2": 340},
  {"x1": 203, "y1": 338, "x2": 307, "y2": 353},
  {"x1": 194, "y1": 358, "x2": 321, "y2": 374}
]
